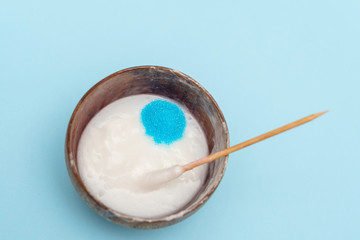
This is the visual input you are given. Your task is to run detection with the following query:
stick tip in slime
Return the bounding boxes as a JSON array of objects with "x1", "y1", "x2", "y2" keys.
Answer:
[{"x1": 140, "y1": 165, "x2": 184, "y2": 190}]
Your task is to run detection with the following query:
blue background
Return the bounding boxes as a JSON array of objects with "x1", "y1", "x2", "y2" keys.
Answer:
[{"x1": 1, "y1": 0, "x2": 359, "y2": 239}]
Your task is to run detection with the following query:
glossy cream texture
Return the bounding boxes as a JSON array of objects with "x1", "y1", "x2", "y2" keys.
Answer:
[{"x1": 77, "y1": 94, "x2": 209, "y2": 218}]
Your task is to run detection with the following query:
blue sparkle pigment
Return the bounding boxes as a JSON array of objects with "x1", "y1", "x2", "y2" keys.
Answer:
[{"x1": 141, "y1": 99, "x2": 186, "y2": 144}]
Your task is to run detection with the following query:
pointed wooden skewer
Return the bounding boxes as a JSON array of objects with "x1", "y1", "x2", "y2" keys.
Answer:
[
  {"x1": 142, "y1": 111, "x2": 328, "y2": 190},
  {"x1": 182, "y1": 110, "x2": 328, "y2": 172}
]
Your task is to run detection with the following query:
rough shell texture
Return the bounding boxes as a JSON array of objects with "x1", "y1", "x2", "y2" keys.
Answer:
[{"x1": 65, "y1": 66, "x2": 229, "y2": 229}]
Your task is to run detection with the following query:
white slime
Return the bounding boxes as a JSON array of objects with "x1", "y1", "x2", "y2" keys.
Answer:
[{"x1": 77, "y1": 94, "x2": 209, "y2": 218}]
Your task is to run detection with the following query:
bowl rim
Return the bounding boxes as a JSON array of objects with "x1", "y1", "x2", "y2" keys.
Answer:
[{"x1": 65, "y1": 65, "x2": 230, "y2": 228}]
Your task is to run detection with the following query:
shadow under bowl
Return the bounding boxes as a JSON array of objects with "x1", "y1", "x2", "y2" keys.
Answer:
[{"x1": 65, "y1": 66, "x2": 229, "y2": 229}]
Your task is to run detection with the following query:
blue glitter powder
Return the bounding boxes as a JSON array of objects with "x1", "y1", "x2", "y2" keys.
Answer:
[{"x1": 141, "y1": 99, "x2": 186, "y2": 144}]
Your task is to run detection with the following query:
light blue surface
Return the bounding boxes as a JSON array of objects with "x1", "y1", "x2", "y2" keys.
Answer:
[{"x1": 1, "y1": 0, "x2": 359, "y2": 239}]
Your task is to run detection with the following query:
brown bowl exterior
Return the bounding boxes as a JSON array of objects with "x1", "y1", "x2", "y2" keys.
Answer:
[{"x1": 65, "y1": 66, "x2": 229, "y2": 229}]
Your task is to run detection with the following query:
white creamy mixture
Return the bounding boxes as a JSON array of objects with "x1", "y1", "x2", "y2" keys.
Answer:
[{"x1": 77, "y1": 94, "x2": 209, "y2": 218}]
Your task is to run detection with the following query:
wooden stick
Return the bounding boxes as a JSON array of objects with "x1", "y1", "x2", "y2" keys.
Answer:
[{"x1": 182, "y1": 111, "x2": 328, "y2": 172}]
